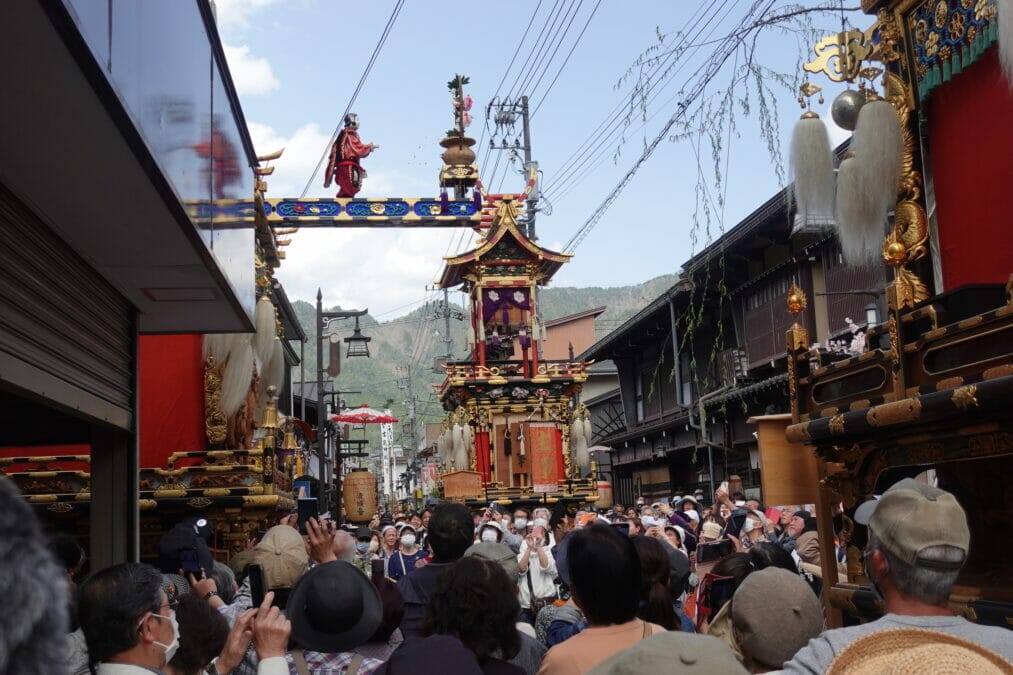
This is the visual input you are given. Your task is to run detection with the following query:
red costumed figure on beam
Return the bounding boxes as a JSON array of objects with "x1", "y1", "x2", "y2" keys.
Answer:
[{"x1": 324, "y1": 113, "x2": 379, "y2": 198}]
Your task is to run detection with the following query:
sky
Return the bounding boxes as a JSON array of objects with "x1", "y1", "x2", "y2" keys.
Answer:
[{"x1": 213, "y1": 0, "x2": 862, "y2": 317}]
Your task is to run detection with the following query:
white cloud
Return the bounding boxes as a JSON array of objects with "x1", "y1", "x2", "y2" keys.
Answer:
[
  {"x1": 213, "y1": 0, "x2": 284, "y2": 31},
  {"x1": 250, "y1": 121, "x2": 460, "y2": 314},
  {"x1": 223, "y1": 44, "x2": 280, "y2": 95}
]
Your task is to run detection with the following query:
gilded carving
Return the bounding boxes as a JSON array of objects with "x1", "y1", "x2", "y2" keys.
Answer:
[
  {"x1": 204, "y1": 356, "x2": 228, "y2": 447},
  {"x1": 828, "y1": 415, "x2": 846, "y2": 435},
  {"x1": 867, "y1": 397, "x2": 923, "y2": 427},
  {"x1": 876, "y1": 9, "x2": 904, "y2": 67},
  {"x1": 187, "y1": 497, "x2": 213, "y2": 508},
  {"x1": 803, "y1": 29, "x2": 872, "y2": 82},
  {"x1": 951, "y1": 385, "x2": 979, "y2": 411}
]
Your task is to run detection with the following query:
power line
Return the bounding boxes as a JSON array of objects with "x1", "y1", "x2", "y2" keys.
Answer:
[
  {"x1": 563, "y1": 0, "x2": 776, "y2": 253},
  {"x1": 530, "y1": 0, "x2": 603, "y2": 117},
  {"x1": 541, "y1": 0, "x2": 729, "y2": 200},
  {"x1": 477, "y1": 0, "x2": 545, "y2": 165},
  {"x1": 540, "y1": 0, "x2": 715, "y2": 192},
  {"x1": 517, "y1": 0, "x2": 583, "y2": 98},
  {"x1": 504, "y1": 0, "x2": 565, "y2": 102},
  {"x1": 300, "y1": 0, "x2": 405, "y2": 197}
]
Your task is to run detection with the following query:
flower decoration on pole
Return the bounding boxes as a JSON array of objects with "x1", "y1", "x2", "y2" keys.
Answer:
[{"x1": 448, "y1": 74, "x2": 473, "y2": 136}]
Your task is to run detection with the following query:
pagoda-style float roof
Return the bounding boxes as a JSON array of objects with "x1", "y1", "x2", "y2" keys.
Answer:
[{"x1": 438, "y1": 197, "x2": 571, "y2": 288}]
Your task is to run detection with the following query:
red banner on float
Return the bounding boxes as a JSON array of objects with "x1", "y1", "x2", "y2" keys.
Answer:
[
  {"x1": 529, "y1": 422, "x2": 561, "y2": 492},
  {"x1": 474, "y1": 430, "x2": 491, "y2": 484}
]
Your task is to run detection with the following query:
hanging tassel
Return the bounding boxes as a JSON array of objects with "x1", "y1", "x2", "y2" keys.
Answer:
[
  {"x1": 221, "y1": 339, "x2": 254, "y2": 417},
  {"x1": 502, "y1": 421, "x2": 513, "y2": 457},
  {"x1": 254, "y1": 296, "x2": 276, "y2": 366},
  {"x1": 1000, "y1": 0, "x2": 1013, "y2": 85},
  {"x1": 452, "y1": 424, "x2": 468, "y2": 470},
  {"x1": 440, "y1": 189, "x2": 450, "y2": 214},
  {"x1": 473, "y1": 188, "x2": 483, "y2": 212},
  {"x1": 835, "y1": 156, "x2": 883, "y2": 265},
  {"x1": 837, "y1": 99, "x2": 903, "y2": 264},
  {"x1": 581, "y1": 415, "x2": 594, "y2": 447},
  {"x1": 203, "y1": 334, "x2": 226, "y2": 362},
  {"x1": 789, "y1": 112, "x2": 835, "y2": 233},
  {"x1": 266, "y1": 339, "x2": 286, "y2": 392},
  {"x1": 571, "y1": 419, "x2": 589, "y2": 472}
]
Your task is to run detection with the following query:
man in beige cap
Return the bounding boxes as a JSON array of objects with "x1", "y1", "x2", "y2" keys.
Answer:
[{"x1": 783, "y1": 478, "x2": 1013, "y2": 673}]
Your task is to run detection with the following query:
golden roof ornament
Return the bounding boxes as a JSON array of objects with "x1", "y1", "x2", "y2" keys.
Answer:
[{"x1": 787, "y1": 283, "x2": 807, "y2": 317}]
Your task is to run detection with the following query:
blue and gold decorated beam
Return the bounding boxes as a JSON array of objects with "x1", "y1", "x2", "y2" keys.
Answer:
[{"x1": 188, "y1": 197, "x2": 484, "y2": 227}]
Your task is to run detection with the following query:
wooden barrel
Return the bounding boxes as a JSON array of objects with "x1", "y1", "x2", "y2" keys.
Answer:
[
  {"x1": 343, "y1": 468, "x2": 377, "y2": 523},
  {"x1": 597, "y1": 481, "x2": 613, "y2": 507}
]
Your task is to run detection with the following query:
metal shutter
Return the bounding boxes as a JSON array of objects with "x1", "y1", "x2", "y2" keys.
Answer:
[{"x1": 0, "y1": 182, "x2": 134, "y2": 430}]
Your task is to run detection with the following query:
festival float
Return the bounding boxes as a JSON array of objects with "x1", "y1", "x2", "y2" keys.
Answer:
[
  {"x1": 0, "y1": 73, "x2": 602, "y2": 562},
  {"x1": 768, "y1": 0, "x2": 1013, "y2": 628},
  {"x1": 431, "y1": 77, "x2": 599, "y2": 510}
]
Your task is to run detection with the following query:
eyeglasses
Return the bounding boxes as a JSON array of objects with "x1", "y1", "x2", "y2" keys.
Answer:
[{"x1": 137, "y1": 603, "x2": 175, "y2": 632}]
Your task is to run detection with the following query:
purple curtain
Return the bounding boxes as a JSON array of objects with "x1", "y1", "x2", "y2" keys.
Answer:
[{"x1": 482, "y1": 288, "x2": 531, "y2": 323}]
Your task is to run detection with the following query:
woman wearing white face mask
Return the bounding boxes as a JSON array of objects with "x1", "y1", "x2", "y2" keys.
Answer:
[
  {"x1": 476, "y1": 520, "x2": 505, "y2": 544},
  {"x1": 387, "y1": 525, "x2": 428, "y2": 582},
  {"x1": 735, "y1": 510, "x2": 769, "y2": 551}
]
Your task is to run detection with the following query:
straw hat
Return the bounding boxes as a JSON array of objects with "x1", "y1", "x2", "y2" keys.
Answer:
[{"x1": 826, "y1": 628, "x2": 1012, "y2": 674}]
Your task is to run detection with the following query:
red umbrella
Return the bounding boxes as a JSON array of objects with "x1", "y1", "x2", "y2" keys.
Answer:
[{"x1": 330, "y1": 405, "x2": 399, "y2": 424}]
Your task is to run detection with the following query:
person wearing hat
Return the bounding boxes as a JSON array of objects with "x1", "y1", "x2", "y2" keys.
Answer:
[
  {"x1": 350, "y1": 525, "x2": 376, "y2": 577},
  {"x1": 824, "y1": 628, "x2": 1012, "y2": 675},
  {"x1": 784, "y1": 510, "x2": 820, "y2": 566},
  {"x1": 586, "y1": 633, "x2": 746, "y2": 675},
  {"x1": 730, "y1": 567, "x2": 824, "y2": 672},
  {"x1": 387, "y1": 525, "x2": 428, "y2": 582},
  {"x1": 784, "y1": 478, "x2": 1013, "y2": 673},
  {"x1": 280, "y1": 561, "x2": 385, "y2": 674},
  {"x1": 478, "y1": 519, "x2": 506, "y2": 545}
]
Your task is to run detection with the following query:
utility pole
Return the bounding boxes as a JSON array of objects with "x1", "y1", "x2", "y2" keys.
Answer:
[
  {"x1": 396, "y1": 363, "x2": 418, "y2": 507},
  {"x1": 487, "y1": 96, "x2": 537, "y2": 239},
  {"x1": 520, "y1": 95, "x2": 538, "y2": 241}
]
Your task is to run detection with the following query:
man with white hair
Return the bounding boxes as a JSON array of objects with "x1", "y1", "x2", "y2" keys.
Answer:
[{"x1": 783, "y1": 478, "x2": 1013, "y2": 673}]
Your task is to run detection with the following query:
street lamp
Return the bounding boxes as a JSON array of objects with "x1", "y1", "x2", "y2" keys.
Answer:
[{"x1": 315, "y1": 288, "x2": 369, "y2": 514}]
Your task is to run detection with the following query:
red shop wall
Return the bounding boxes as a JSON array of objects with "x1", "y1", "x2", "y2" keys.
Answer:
[{"x1": 928, "y1": 49, "x2": 1013, "y2": 290}]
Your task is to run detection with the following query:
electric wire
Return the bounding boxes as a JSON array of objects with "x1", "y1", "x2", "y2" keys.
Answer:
[
  {"x1": 539, "y1": 0, "x2": 715, "y2": 192},
  {"x1": 504, "y1": 0, "x2": 566, "y2": 102},
  {"x1": 541, "y1": 0, "x2": 729, "y2": 200},
  {"x1": 300, "y1": 0, "x2": 405, "y2": 197},
  {"x1": 530, "y1": 0, "x2": 603, "y2": 117},
  {"x1": 562, "y1": 0, "x2": 776, "y2": 253},
  {"x1": 517, "y1": 0, "x2": 583, "y2": 98}
]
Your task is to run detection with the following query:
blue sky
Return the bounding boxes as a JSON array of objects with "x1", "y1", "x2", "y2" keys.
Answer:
[{"x1": 214, "y1": 0, "x2": 861, "y2": 316}]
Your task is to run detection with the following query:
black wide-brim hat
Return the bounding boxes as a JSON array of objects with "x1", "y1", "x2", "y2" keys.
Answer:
[{"x1": 287, "y1": 561, "x2": 382, "y2": 653}]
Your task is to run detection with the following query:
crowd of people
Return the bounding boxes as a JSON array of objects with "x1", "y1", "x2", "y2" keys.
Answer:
[{"x1": 1, "y1": 473, "x2": 1011, "y2": 675}]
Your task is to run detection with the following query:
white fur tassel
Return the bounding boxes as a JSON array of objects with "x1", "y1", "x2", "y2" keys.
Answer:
[
  {"x1": 835, "y1": 157, "x2": 880, "y2": 264},
  {"x1": 581, "y1": 415, "x2": 594, "y2": 447},
  {"x1": 221, "y1": 339, "x2": 254, "y2": 417},
  {"x1": 254, "y1": 296, "x2": 276, "y2": 366},
  {"x1": 790, "y1": 114, "x2": 836, "y2": 233},
  {"x1": 571, "y1": 420, "x2": 589, "y2": 473},
  {"x1": 836, "y1": 99, "x2": 903, "y2": 264},
  {"x1": 266, "y1": 339, "x2": 286, "y2": 392},
  {"x1": 1001, "y1": 0, "x2": 1013, "y2": 85},
  {"x1": 203, "y1": 334, "x2": 225, "y2": 362},
  {"x1": 452, "y1": 424, "x2": 467, "y2": 469}
]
